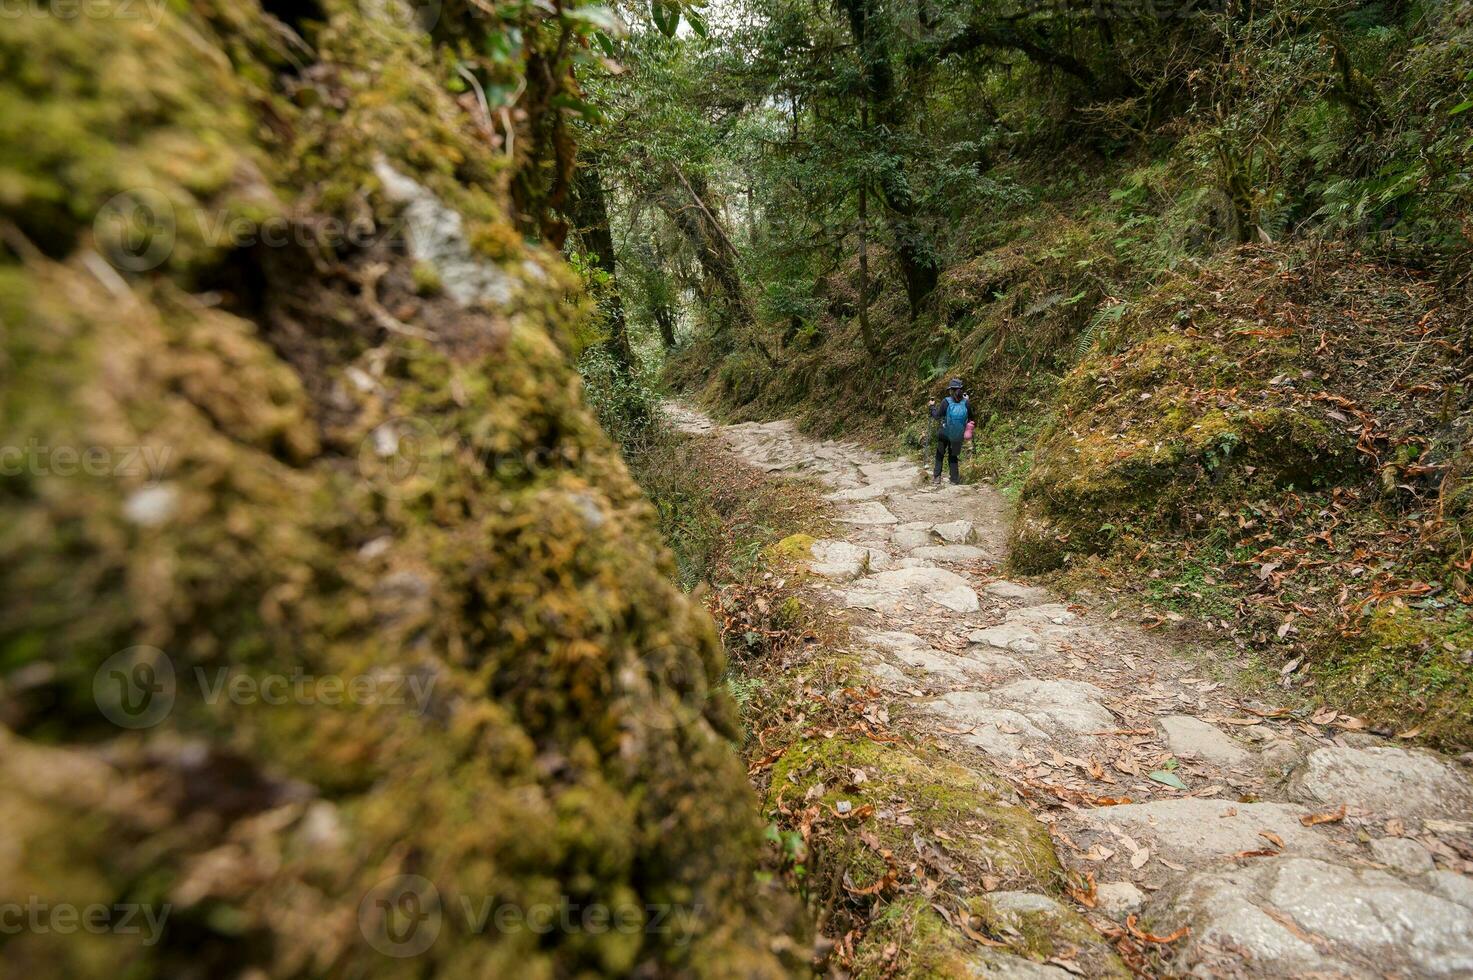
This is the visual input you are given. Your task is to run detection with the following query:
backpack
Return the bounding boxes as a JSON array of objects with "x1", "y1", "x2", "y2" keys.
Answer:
[{"x1": 942, "y1": 397, "x2": 969, "y2": 441}]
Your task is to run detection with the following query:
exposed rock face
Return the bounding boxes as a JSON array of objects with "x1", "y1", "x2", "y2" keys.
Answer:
[
  {"x1": 0, "y1": 5, "x2": 794, "y2": 976},
  {"x1": 1289, "y1": 746, "x2": 1473, "y2": 818}
]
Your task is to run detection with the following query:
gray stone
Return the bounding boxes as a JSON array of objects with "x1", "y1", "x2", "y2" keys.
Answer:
[
  {"x1": 1094, "y1": 881, "x2": 1146, "y2": 916},
  {"x1": 845, "y1": 567, "x2": 980, "y2": 614},
  {"x1": 968, "y1": 624, "x2": 1043, "y2": 655},
  {"x1": 123, "y1": 484, "x2": 179, "y2": 527},
  {"x1": 857, "y1": 659, "x2": 911, "y2": 689},
  {"x1": 923, "y1": 694, "x2": 1046, "y2": 759},
  {"x1": 1429, "y1": 870, "x2": 1473, "y2": 910},
  {"x1": 910, "y1": 544, "x2": 991, "y2": 563},
  {"x1": 837, "y1": 501, "x2": 899, "y2": 525},
  {"x1": 1158, "y1": 715, "x2": 1251, "y2": 766},
  {"x1": 861, "y1": 461, "x2": 918, "y2": 481},
  {"x1": 1369, "y1": 837, "x2": 1436, "y2": 876},
  {"x1": 1160, "y1": 857, "x2": 1473, "y2": 977},
  {"x1": 984, "y1": 581, "x2": 1052, "y2": 604},
  {"x1": 1259, "y1": 738, "x2": 1303, "y2": 772},
  {"x1": 865, "y1": 632, "x2": 983, "y2": 683},
  {"x1": 986, "y1": 678, "x2": 1114, "y2": 735},
  {"x1": 1290, "y1": 746, "x2": 1473, "y2": 818},
  {"x1": 824, "y1": 483, "x2": 894, "y2": 502},
  {"x1": 989, "y1": 891, "x2": 1065, "y2": 915},
  {"x1": 890, "y1": 524, "x2": 935, "y2": 551},
  {"x1": 1009, "y1": 603, "x2": 1078, "y2": 626},
  {"x1": 1089, "y1": 799, "x2": 1327, "y2": 863},
  {"x1": 808, "y1": 540, "x2": 891, "y2": 580},
  {"x1": 956, "y1": 649, "x2": 1027, "y2": 676},
  {"x1": 932, "y1": 519, "x2": 976, "y2": 544}
]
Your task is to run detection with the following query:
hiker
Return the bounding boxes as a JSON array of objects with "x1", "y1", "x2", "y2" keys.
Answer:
[{"x1": 929, "y1": 379, "x2": 970, "y2": 485}]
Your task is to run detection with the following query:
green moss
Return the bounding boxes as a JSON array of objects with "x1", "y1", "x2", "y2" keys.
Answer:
[
  {"x1": 772, "y1": 532, "x2": 816, "y2": 559},
  {"x1": 766, "y1": 736, "x2": 1062, "y2": 893},
  {"x1": 965, "y1": 892, "x2": 1128, "y2": 976},
  {"x1": 850, "y1": 897, "x2": 976, "y2": 979},
  {"x1": 412, "y1": 260, "x2": 444, "y2": 296},
  {"x1": 0, "y1": 3, "x2": 798, "y2": 977},
  {"x1": 1313, "y1": 606, "x2": 1473, "y2": 746}
]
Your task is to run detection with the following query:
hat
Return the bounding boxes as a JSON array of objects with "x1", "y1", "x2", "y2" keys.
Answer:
[{"x1": 947, "y1": 378, "x2": 963, "y2": 390}]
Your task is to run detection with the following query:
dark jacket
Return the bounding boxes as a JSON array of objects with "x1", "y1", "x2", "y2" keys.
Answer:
[{"x1": 931, "y1": 394, "x2": 970, "y2": 440}]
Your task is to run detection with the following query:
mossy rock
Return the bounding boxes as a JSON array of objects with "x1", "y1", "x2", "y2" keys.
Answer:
[
  {"x1": 965, "y1": 892, "x2": 1127, "y2": 976},
  {"x1": 1311, "y1": 605, "x2": 1473, "y2": 747},
  {"x1": 767, "y1": 735, "x2": 1063, "y2": 897},
  {"x1": 772, "y1": 532, "x2": 817, "y2": 560},
  {"x1": 0, "y1": 4, "x2": 798, "y2": 976}
]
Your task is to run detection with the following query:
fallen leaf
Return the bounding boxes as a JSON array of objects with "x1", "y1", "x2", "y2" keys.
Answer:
[
  {"x1": 1299, "y1": 805, "x2": 1347, "y2": 827},
  {"x1": 1125, "y1": 914, "x2": 1189, "y2": 944},
  {"x1": 1130, "y1": 847, "x2": 1151, "y2": 869},
  {"x1": 1259, "y1": 831, "x2": 1285, "y2": 849},
  {"x1": 1385, "y1": 817, "x2": 1406, "y2": 837},
  {"x1": 1149, "y1": 770, "x2": 1189, "y2": 791}
]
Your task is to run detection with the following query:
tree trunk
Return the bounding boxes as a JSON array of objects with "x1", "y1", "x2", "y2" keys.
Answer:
[
  {"x1": 657, "y1": 169, "x2": 774, "y2": 365},
  {"x1": 653, "y1": 303, "x2": 677, "y2": 350},
  {"x1": 856, "y1": 104, "x2": 878, "y2": 355},
  {"x1": 568, "y1": 156, "x2": 631, "y2": 372},
  {"x1": 838, "y1": 0, "x2": 940, "y2": 319}
]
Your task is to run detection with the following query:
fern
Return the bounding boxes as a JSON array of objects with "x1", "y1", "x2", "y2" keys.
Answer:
[{"x1": 1074, "y1": 302, "x2": 1128, "y2": 361}]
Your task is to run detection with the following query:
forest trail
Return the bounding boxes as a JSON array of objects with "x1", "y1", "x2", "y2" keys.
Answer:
[{"x1": 665, "y1": 403, "x2": 1473, "y2": 978}]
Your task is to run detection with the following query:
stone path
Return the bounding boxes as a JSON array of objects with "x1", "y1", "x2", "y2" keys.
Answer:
[{"x1": 665, "y1": 403, "x2": 1473, "y2": 979}]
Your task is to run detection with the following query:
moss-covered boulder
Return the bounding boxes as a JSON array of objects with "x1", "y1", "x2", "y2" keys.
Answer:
[{"x1": 0, "y1": 3, "x2": 797, "y2": 975}]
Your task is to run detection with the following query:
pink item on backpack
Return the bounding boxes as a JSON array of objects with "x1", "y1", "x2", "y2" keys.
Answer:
[{"x1": 964, "y1": 420, "x2": 976, "y2": 442}]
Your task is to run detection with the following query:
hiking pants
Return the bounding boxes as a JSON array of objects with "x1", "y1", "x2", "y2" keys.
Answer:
[{"x1": 934, "y1": 436, "x2": 962, "y2": 484}]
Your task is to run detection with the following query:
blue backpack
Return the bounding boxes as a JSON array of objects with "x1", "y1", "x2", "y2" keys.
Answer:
[{"x1": 942, "y1": 397, "x2": 969, "y2": 441}]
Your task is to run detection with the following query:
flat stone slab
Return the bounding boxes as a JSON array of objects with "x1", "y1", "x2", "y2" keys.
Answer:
[
  {"x1": 864, "y1": 631, "x2": 990, "y2": 683},
  {"x1": 1009, "y1": 603, "x2": 1078, "y2": 626},
  {"x1": 845, "y1": 567, "x2": 979, "y2": 613},
  {"x1": 932, "y1": 519, "x2": 975, "y2": 543},
  {"x1": 824, "y1": 483, "x2": 894, "y2": 502},
  {"x1": 808, "y1": 540, "x2": 891, "y2": 580},
  {"x1": 860, "y1": 461, "x2": 918, "y2": 481},
  {"x1": 986, "y1": 678, "x2": 1114, "y2": 735},
  {"x1": 1289, "y1": 746, "x2": 1473, "y2": 819},
  {"x1": 837, "y1": 501, "x2": 899, "y2": 525},
  {"x1": 968, "y1": 624, "x2": 1043, "y2": 655},
  {"x1": 1088, "y1": 799, "x2": 1328, "y2": 864},
  {"x1": 923, "y1": 695, "x2": 1046, "y2": 759},
  {"x1": 889, "y1": 523, "x2": 934, "y2": 551},
  {"x1": 984, "y1": 581, "x2": 1053, "y2": 604},
  {"x1": 1158, "y1": 857, "x2": 1473, "y2": 977},
  {"x1": 910, "y1": 544, "x2": 991, "y2": 563},
  {"x1": 1159, "y1": 715, "x2": 1251, "y2": 767}
]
